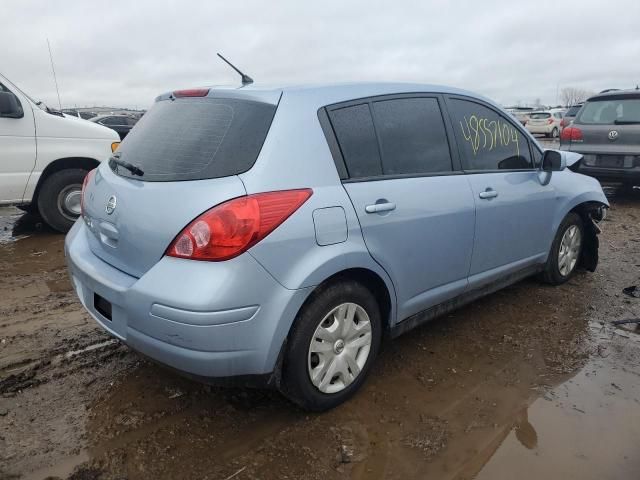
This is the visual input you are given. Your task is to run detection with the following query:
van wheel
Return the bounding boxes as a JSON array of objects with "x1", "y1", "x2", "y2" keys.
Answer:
[
  {"x1": 542, "y1": 213, "x2": 584, "y2": 285},
  {"x1": 37, "y1": 169, "x2": 88, "y2": 233},
  {"x1": 280, "y1": 281, "x2": 381, "y2": 411}
]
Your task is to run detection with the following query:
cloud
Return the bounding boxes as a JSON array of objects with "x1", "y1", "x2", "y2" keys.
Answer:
[{"x1": 1, "y1": 0, "x2": 639, "y2": 108}]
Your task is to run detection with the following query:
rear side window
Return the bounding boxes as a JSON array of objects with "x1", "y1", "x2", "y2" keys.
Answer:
[
  {"x1": 577, "y1": 98, "x2": 640, "y2": 125},
  {"x1": 113, "y1": 97, "x2": 276, "y2": 181},
  {"x1": 448, "y1": 98, "x2": 533, "y2": 171},
  {"x1": 371, "y1": 98, "x2": 452, "y2": 175},
  {"x1": 328, "y1": 96, "x2": 452, "y2": 179},
  {"x1": 565, "y1": 105, "x2": 581, "y2": 117},
  {"x1": 328, "y1": 104, "x2": 383, "y2": 178}
]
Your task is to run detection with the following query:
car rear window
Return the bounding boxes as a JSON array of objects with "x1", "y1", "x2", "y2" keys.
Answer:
[
  {"x1": 529, "y1": 112, "x2": 551, "y2": 119},
  {"x1": 577, "y1": 97, "x2": 640, "y2": 125},
  {"x1": 112, "y1": 97, "x2": 277, "y2": 181}
]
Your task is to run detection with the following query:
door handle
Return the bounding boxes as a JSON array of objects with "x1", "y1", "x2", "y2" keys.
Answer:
[
  {"x1": 365, "y1": 202, "x2": 396, "y2": 214},
  {"x1": 478, "y1": 189, "x2": 498, "y2": 200}
]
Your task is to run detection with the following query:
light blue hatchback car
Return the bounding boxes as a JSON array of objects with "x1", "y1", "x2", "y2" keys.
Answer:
[{"x1": 65, "y1": 83, "x2": 608, "y2": 410}]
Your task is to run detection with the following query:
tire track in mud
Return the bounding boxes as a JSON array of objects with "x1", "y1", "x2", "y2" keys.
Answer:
[{"x1": 1, "y1": 332, "x2": 127, "y2": 394}]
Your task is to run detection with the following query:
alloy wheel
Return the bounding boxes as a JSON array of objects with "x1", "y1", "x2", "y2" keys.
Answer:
[{"x1": 558, "y1": 225, "x2": 582, "y2": 276}]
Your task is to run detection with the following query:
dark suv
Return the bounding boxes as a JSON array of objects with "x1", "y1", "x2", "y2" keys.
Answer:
[
  {"x1": 560, "y1": 89, "x2": 640, "y2": 186},
  {"x1": 90, "y1": 114, "x2": 138, "y2": 139}
]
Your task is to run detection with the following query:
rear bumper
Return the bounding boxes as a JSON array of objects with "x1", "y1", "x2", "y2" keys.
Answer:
[
  {"x1": 526, "y1": 125, "x2": 552, "y2": 134},
  {"x1": 64, "y1": 220, "x2": 312, "y2": 379}
]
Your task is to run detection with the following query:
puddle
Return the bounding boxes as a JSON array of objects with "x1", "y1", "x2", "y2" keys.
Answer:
[
  {"x1": 0, "y1": 206, "x2": 52, "y2": 244},
  {"x1": 475, "y1": 349, "x2": 640, "y2": 479},
  {"x1": 0, "y1": 206, "x2": 66, "y2": 278}
]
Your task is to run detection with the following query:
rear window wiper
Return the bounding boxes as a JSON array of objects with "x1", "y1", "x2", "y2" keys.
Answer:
[
  {"x1": 109, "y1": 155, "x2": 144, "y2": 176},
  {"x1": 614, "y1": 119, "x2": 640, "y2": 125}
]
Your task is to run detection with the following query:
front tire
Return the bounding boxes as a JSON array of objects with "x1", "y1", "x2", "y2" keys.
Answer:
[
  {"x1": 280, "y1": 280, "x2": 382, "y2": 411},
  {"x1": 542, "y1": 213, "x2": 584, "y2": 285},
  {"x1": 37, "y1": 169, "x2": 88, "y2": 233}
]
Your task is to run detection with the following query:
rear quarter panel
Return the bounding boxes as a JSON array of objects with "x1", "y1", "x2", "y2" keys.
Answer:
[{"x1": 241, "y1": 90, "x2": 399, "y2": 324}]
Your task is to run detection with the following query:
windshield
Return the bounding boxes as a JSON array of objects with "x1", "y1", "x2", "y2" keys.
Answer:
[
  {"x1": 0, "y1": 74, "x2": 42, "y2": 107},
  {"x1": 577, "y1": 98, "x2": 640, "y2": 125},
  {"x1": 112, "y1": 97, "x2": 277, "y2": 181}
]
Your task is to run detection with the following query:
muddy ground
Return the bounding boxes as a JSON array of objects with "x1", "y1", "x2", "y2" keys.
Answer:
[{"x1": 1, "y1": 183, "x2": 639, "y2": 480}]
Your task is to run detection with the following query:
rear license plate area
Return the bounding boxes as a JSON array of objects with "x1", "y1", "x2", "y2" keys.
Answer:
[
  {"x1": 94, "y1": 293, "x2": 113, "y2": 321},
  {"x1": 596, "y1": 155, "x2": 625, "y2": 168}
]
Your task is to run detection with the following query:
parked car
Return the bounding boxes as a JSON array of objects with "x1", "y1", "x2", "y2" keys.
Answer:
[
  {"x1": 525, "y1": 110, "x2": 563, "y2": 138},
  {"x1": 66, "y1": 83, "x2": 608, "y2": 411},
  {"x1": 505, "y1": 106, "x2": 535, "y2": 125},
  {"x1": 63, "y1": 109, "x2": 97, "y2": 120},
  {"x1": 560, "y1": 89, "x2": 640, "y2": 186},
  {"x1": 560, "y1": 104, "x2": 583, "y2": 130},
  {"x1": 0, "y1": 73, "x2": 119, "y2": 232},
  {"x1": 90, "y1": 114, "x2": 138, "y2": 139}
]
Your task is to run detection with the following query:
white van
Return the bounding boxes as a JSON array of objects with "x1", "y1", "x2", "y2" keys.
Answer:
[{"x1": 0, "y1": 73, "x2": 119, "y2": 232}]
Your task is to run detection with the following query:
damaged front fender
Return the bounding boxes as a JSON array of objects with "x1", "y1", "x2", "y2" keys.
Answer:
[{"x1": 575, "y1": 202, "x2": 608, "y2": 272}]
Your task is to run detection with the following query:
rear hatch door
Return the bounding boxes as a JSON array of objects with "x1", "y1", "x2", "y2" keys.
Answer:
[
  {"x1": 82, "y1": 91, "x2": 279, "y2": 278},
  {"x1": 528, "y1": 112, "x2": 551, "y2": 127},
  {"x1": 569, "y1": 95, "x2": 640, "y2": 167}
]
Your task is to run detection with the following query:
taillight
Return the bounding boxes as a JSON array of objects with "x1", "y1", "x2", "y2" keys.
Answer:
[
  {"x1": 547, "y1": 118, "x2": 554, "y2": 124},
  {"x1": 560, "y1": 118, "x2": 566, "y2": 128},
  {"x1": 560, "y1": 126, "x2": 583, "y2": 142},
  {"x1": 166, "y1": 189, "x2": 313, "y2": 261},
  {"x1": 173, "y1": 88, "x2": 210, "y2": 98},
  {"x1": 80, "y1": 169, "x2": 96, "y2": 217}
]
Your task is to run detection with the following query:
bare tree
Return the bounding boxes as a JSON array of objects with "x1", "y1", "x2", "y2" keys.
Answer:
[{"x1": 560, "y1": 87, "x2": 594, "y2": 106}]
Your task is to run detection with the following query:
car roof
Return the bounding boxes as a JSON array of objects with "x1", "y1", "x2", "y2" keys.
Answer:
[
  {"x1": 587, "y1": 88, "x2": 640, "y2": 102},
  {"x1": 157, "y1": 82, "x2": 499, "y2": 110}
]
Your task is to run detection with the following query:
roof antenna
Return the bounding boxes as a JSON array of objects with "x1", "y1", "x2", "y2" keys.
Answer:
[
  {"x1": 216, "y1": 53, "x2": 253, "y2": 86},
  {"x1": 47, "y1": 38, "x2": 63, "y2": 110}
]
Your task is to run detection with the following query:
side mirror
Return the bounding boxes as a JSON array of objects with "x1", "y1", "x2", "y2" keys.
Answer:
[
  {"x1": 0, "y1": 91, "x2": 24, "y2": 118},
  {"x1": 542, "y1": 150, "x2": 565, "y2": 172}
]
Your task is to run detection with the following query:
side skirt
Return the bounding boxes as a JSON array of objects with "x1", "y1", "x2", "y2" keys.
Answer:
[{"x1": 390, "y1": 264, "x2": 543, "y2": 339}]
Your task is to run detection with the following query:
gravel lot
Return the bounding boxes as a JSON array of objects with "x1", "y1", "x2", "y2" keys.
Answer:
[{"x1": 1, "y1": 163, "x2": 639, "y2": 479}]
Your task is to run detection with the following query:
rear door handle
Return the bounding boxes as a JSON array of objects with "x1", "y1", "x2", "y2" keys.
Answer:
[
  {"x1": 365, "y1": 202, "x2": 396, "y2": 214},
  {"x1": 478, "y1": 189, "x2": 498, "y2": 200}
]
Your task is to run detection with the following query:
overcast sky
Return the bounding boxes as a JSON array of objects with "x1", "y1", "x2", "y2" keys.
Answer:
[{"x1": 2, "y1": 0, "x2": 639, "y2": 109}]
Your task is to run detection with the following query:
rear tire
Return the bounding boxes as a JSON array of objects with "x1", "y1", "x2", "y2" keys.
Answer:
[
  {"x1": 37, "y1": 169, "x2": 88, "y2": 233},
  {"x1": 542, "y1": 212, "x2": 584, "y2": 285},
  {"x1": 280, "y1": 280, "x2": 382, "y2": 411},
  {"x1": 551, "y1": 127, "x2": 559, "y2": 138}
]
